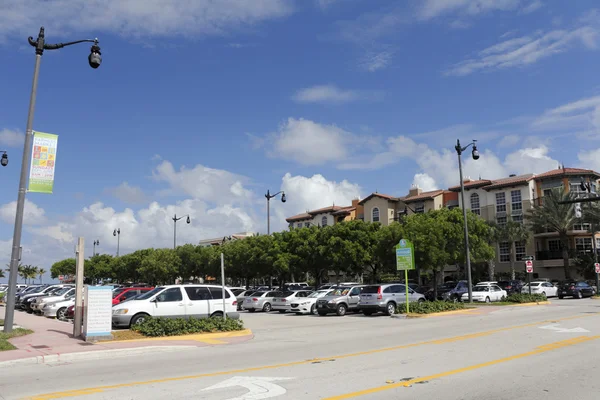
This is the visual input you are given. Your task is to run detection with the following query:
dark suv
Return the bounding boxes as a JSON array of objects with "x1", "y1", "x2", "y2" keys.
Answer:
[
  {"x1": 558, "y1": 281, "x2": 596, "y2": 299},
  {"x1": 497, "y1": 280, "x2": 524, "y2": 295},
  {"x1": 425, "y1": 281, "x2": 469, "y2": 302}
]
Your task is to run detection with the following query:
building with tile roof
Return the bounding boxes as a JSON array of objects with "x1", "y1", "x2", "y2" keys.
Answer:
[{"x1": 286, "y1": 199, "x2": 364, "y2": 229}]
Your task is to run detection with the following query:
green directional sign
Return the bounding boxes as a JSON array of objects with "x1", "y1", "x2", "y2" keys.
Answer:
[{"x1": 396, "y1": 239, "x2": 415, "y2": 271}]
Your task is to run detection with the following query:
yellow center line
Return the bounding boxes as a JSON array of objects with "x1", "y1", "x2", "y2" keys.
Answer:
[
  {"x1": 24, "y1": 312, "x2": 600, "y2": 400},
  {"x1": 323, "y1": 335, "x2": 600, "y2": 400}
]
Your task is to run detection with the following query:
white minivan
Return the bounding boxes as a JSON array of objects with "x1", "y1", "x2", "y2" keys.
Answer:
[{"x1": 112, "y1": 284, "x2": 239, "y2": 328}]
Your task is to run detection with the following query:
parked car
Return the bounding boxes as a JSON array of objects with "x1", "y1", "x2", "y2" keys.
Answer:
[
  {"x1": 65, "y1": 304, "x2": 75, "y2": 319},
  {"x1": 461, "y1": 285, "x2": 507, "y2": 303},
  {"x1": 21, "y1": 285, "x2": 69, "y2": 312},
  {"x1": 15, "y1": 285, "x2": 46, "y2": 304},
  {"x1": 558, "y1": 281, "x2": 596, "y2": 299},
  {"x1": 243, "y1": 291, "x2": 283, "y2": 313},
  {"x1": 43, "y1": 297, "x2": 75, "y2": 319},
  {"x1": 31, "y1": 287, "x2": 76, "y2": 313},
  {"x1": 316, "y1": 285, "x2": 366, "y2": 316},
  {"x1": 272, "y1": 290, "x2": 313, "y2": 313},
  {"x1": 359, "y1": 284, "x2": 425, "y2": 315},
  {"x1": 425, "y1": 281, "x2": 469, "y2": 302},
  {"x1": 236, "y1": 289, "x2": 258, "y2": 311},
  {"x1": 112, "y1": 284, "x2": 239, "y2": 328},
  {"x1": 497, "y1": 280, "x2": 524, "y2": 295},
  {"x1": 112, "y1": 287, "x2": 154, "y2": 305},
  {"x1": 290, "y1": 289, "x2": 334, "y2": 315},
  {"x1": 521, "y1": 281, "x2": 558, "y2": 297}
]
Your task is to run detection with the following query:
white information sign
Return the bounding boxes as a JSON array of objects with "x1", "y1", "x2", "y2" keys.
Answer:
[{"x1": 83, "y1": 285, "x2": 113, "y2": 339}]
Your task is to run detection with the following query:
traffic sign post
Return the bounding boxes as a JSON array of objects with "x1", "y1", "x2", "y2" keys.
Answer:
[
  {"x1": 396, "y1": 239, "x2": 415, "y2": 314},
  {"x1": 525, "y1": 260, "x2": 533, "y2": 295}
]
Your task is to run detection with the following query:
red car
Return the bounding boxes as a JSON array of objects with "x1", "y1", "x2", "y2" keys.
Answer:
[{"x1": 112, "y1": 287, "x2": 154, "y2": 305}]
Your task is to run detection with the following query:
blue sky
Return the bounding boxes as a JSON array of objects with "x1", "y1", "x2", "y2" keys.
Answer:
[{"x1": 1, "y1": 0, "x2": 600, "y2": 282}]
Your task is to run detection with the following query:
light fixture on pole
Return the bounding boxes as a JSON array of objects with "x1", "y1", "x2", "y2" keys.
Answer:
[
  {"x1": 172, "y1": 214, "x2": 191, "y2": 249},
  {"x1": 93, "y1": 240, "x2": 100, "y2": 256},
  {"x1": 265, "y1": 190, "x2": 286, "y2": 235},
  {"x1": 113, "y1": 229, "x2": 121, "y2": 257},
  {"x1": 455, "y1": 139, "x2": 479, "y2": 303},
  {"x1": 0, "y1": 151, "x2": 8, "y2": 167},
  {"x1": 3, "y1": 27, "x2": 102, "y2": 334}
]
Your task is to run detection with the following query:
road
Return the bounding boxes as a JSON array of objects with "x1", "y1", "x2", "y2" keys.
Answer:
[{"x1": 2, "y1": 299, "x2": 600, "y2": 399}]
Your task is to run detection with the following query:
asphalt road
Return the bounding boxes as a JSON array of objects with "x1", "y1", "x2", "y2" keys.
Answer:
[{"x1": 2, "y1": 299, "x2": 600, "y2": 399}]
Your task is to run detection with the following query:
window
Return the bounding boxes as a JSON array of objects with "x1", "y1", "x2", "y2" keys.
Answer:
[
  {"x1": 515, "y1": 241, "x2": 526, "y2": 261},
  {"x1": 349, "y1": 287, "x2": 362, "y2": 296},
  {"x1": 512, "y1": 214, "x2": 523, "y2": 224},
  {"x1": 470, "y1": 193, "x2": 480, "y2": 215},
  {"x1": 208, "y1": 287, "x2": 231, "y2": 299},
  {"x1": 304, "y1": 222, "x2": 310, "y2": 228},
  {"x1": 573, "y1": 223, "x2": 591, "y2": 231},
  {"x1": 570, "y1": 183, "x2": 586, "y2": 198},
  {"x1": 184, "y1": 287, "x2": 211, "y2": 300},
  {"x1": 596, "y1": 238, "x2": 600, "y2": 249},
  {"x1": 543, "y1": 189, "x2": 552, "y2": 197},
  {"x1": 496, "y1": 192, "x2": 506, "y2": 213},
  {"x1": 321, "y1": 216, "x2": 328, "y2": 226},
  {"x1": 415, "y1": 204, "x2": 425, "y2": 213},
  {"x1": 511, "y1": 190, "x2": 522, "y2": 213},
  {"x1": 499, "y1": 242, "x2": 510, "y2": 262},
  {"x1": 548, "y1": 239, "x2": 561, "y2": 252},
  {"x1": 156, "y1": 288, "x2": 183, "y2": 302},
  {"x1": 497, "y1": 215, "x2": 507, "y2": 226},
  {"x1": 297, "y1": 223, "x2": 302, "y2": 229},
  {"x1": 383, "y1": 286, "x2": 393, "y2": 293},
  {"x1": 576, "y1": 238, "x2": 593, "y2": 253},
  {"x1": 372, "y1": 207, "x2": 380, "y2": 222}
]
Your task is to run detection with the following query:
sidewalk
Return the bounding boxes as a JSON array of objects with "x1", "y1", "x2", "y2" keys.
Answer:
[{"x1": 0, "y1": 305, "x2": 253, "y2": 366}]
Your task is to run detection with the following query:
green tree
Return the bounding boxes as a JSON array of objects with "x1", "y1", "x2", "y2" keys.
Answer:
[
  {"x1": 367, "y1": 223, "x2": 404, "y2": 283},
  {"x1": 489, "y1": 219, "x2": 532, "y2": 280},
  {"x1": 50, "y1": 258, "x2": 76, "y2": 279},
  {"x1": 85, "y1": 254, "x2": 115, "y2": 283},
  {"x1": 38, "y1": 268, "x2": 47, "y2": 284},
  {"x1": 526, "y1": 187, "x2": 578, "y2": 279},
  {"x1": 0, "y1": 269, "x2": 4, "y2": 279},
  {"x1": 138, "y1": 248, "x2": 181, "y2": 285}
]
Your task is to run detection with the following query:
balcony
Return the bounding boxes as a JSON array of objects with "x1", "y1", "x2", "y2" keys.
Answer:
[{"x1": 536, "y1": 249, "x2": 598, "y2": 260}]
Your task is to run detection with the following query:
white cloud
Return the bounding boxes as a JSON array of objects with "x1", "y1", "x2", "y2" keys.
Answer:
[
  {"x1": 0, "y1": 128, "x2": 24, "y2": 147},
  {"x1": 293, "y1": 85, "x2": 359, "y2": 104},
  {"x1": 412, "y1": 173, "x2": 438, "y2": 191},
  {"x1": 417, "y1": 0, "x2": 532, "y2": 20},
  {"x1": 521, "y1": 0, "x2": 543, "y2": 14},
  {"x1": 446, "y1": 26, "x2": 598, "y2": 76},
  {"x1": 503, "y1": 145, "x2": 560, "y2": 175},
  {"x1": 0, "y1": 0, "x2": 293, "y2": 42},
  {"x1": 359, "y1": 50, "x2": 394, "y2": 72},
  {"x1": 578, "y1": 148, "x2": 600, "y2": 172},
  {"x1": 267, "y1": 118, "x2": 353, "y2": 165},
  {"x1": 0, "y1": 199, "x2": 46, "y2": 225},
  {"x1": 106, "y1": 182, "x2": 147, "y2": 204}
]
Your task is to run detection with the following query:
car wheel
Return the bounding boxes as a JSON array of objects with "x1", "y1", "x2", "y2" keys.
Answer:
[
  {"x1": 386, "y1": 302, "x2": 396, "y2": 316},
  {"x1": 576, "y1": 291, "x2": 583, "y2": 299},
  {"x1": 336, "y1": 304, "x2": 347, "y2": 316},
  {"x1": 558, "y1": 295, "x2": 564, "y2": 299},
  {"x1": 541, "y1": 292, "x2": 547, "y2": 299},
  {"x1": 417, "y1": 298, "x2": 425, "y2": 303},
  {"x1": 56, "y1": 307, "x2": 67, "y2": 320},
  {"x1": 262, "y1": 302, "x2": 272, "y2": 312},
  {"x1": 485, "y1": 297, "x2": 491, "y2": 303},
  {"x1": 248, "y1": 309, "x2": 255, "y2": 313},
  {"x1": 130, "y1": 313, "x2": 149, "y2": 327},
  {"x1": 310, "y1": 304, "x2": 317, "y2": 315},
  {"x1": 363, "y1": 310, "x2": 374, "y2": 316},
  {"x1": 210, "y1": 311, "x2": 224, "y2": 318}
]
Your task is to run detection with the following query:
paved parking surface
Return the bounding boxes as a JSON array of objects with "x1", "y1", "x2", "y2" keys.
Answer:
[{"x1": 2, "y1": 299, "x2": 600, "y2": 399}]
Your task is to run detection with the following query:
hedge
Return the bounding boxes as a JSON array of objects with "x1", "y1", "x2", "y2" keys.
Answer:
[
  {"x1": 131, "y1": 316, "x2": 245, "y2": 337},
  {"x1": 396, "y1": 301, "x2": 466, "y2": 314},
  {"x1": 504, "y1": 293, "x2": 547, "y2": 303},
  {"x1": 0, "y1": 292, "x2": 5, "y2": 302}
]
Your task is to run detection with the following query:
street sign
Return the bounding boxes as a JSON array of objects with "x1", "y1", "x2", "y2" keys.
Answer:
[
  {"x1": 522, "y1": 255, "x2": 534, "y2": 261},
  {"x1": 595, "y1": 263, "x2": 600, "y2": 274},
  {"x1": 396, "y1": 239, "x2": 415, "y2": 271},
  {"x1": 525, "y1": 260, "x2": 533, "y2": 273},
  {"x1": 58, "y1": 275, "x2": 64, "y2": 281}
]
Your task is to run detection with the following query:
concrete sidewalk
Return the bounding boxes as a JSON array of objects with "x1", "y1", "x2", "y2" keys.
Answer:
[{"x1": 0, "y1": 305, "x2": 253, "y2": 366}]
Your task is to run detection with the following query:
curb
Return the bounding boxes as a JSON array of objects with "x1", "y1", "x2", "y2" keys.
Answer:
[
  {"x1": 107, "y1": 329, "x2": 253, "y2": 343},
  {"x1": 391, "y1": 309, "x2": 477, "y2": 319},
  {"x1": 510, "y1": 301, "x2": 551, "y2": 307},
  {"x1": 0, "y1": 345, "x2": 196, "y2": 368}
]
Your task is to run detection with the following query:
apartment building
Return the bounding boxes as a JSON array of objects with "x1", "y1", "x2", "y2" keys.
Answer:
[
  {"x1": 286, "y1": 199, "x2": 364, "y2": 229},
  {"x1": 198, "y1": 232, "x2": 256, "y2": 247}
]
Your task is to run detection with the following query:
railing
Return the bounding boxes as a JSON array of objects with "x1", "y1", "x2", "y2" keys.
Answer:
[{"x1": 535, "y1": 249, "x2": 598, "y2": 260}]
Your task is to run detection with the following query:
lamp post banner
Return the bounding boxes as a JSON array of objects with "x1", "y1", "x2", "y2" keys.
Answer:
[{"x1": 28, "y1": 130, "x2": 58, "y2": 193}]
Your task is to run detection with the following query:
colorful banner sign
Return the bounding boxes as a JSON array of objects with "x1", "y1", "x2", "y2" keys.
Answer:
[
  {"x1": 396, "y1": 238, "x2": 415, "y2": 271},
  {"x1": 28, "y1": 131, "x2": 58, "y2": 194}
]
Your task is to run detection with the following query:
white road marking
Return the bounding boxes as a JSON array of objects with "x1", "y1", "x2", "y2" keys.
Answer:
[
  {"x1": 539, "y1": 324, "x2": 590, "y2": 333},
  {"x1": 201, "y1": 376, "x2": 293, "y2": 400}
]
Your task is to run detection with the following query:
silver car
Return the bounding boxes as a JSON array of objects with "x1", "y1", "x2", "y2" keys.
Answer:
[
  {"x1": 316, "y1": 285, "x2": 366, "y2": 316},
  {"x1": 236, "y1": 289, "x2": 258, "y2": 311},
  {"x1": 272, "y1": 290, "x2": 313, "y2": 313},
  {"x1": 244, "y1": 290, "x2": 283, "y2": 312},
  {"x1": 358, "y1": 283, "x2": 425, "y2": 315}
]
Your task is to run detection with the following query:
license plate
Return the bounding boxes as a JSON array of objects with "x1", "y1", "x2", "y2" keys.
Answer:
[
  {"x1": 562, "y1": 291, "x2": 567, "y2": 294},
  {"x1": 317, "y1": 304, "x2": 323, "y2": 308}
]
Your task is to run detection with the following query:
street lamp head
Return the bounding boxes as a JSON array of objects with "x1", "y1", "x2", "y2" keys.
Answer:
[
  {"x1": 0, "y1": 152, "x2": 7, "y2": 167},
  {"x1": 281, "y1": 192, "x2": 286, "y2": 203},
  {"x1": 186, "y1": 216, "x2": 191, "y2": 224},
  {"x1": 113, "y1": 229, "x2": 116, "y2": 237},
  {"x1": 471, "y1": 141, "x2": 479, "y2": 160},
  {"x1": 88, "y1": 40, "x2": 101, "y2": 69}
]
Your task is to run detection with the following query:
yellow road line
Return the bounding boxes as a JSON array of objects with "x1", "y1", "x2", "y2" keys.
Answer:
[
  {"x1": 323, "y1": 335, "x2": 600, "y2": 399},
  {"x1": 25, "y1": 312, "x2": 600, "y2": 400}
]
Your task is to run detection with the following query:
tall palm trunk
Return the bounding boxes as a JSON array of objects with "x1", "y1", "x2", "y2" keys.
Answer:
[
  {"x1": 509, "y1": 242, "x2": 516, "y2": 280},
  {"x1": 487, "y1": 259, "x2": 495, "y2": 281},
  {"x1": 560, "y1": 234, "x2": 571, "y2": 279}
]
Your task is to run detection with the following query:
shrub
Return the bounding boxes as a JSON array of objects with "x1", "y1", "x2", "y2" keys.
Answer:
[
  {"x1": 396, "y1": 300, "x2": 465, "y2": 314},
  {"x1": 0, "y1": 292, "x2": 5, "y2": 302},
  {"x1": 131, "y1": 316, "x2": 245, "y2": 337},
  {"x1": 504, "y1": 293, "x2": 547, "y2": 303}
]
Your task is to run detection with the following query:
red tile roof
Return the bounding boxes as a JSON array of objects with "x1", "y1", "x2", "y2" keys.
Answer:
[
  {"x1": 358, "y1": 192, "x2": 401, "y2": 205},
  {"x1": 534, "y1": 167, "x2": 600, "y2": 179},
  {"x1": 448, "y1": 179, "x2": 493, "y2": 192},
  {"x1": 332, "y1": 206, "x2": 356, "y2": 216},
  {"x1": 403, "y1": 189, "x2": 445, "y2": 203},
  {"x1": 286, "y1": 205, "x2": 354, "y2": 222},
  {"x1": 285, "y1": 212, "x2": 312, "y2": 222},
  {"x1": 484, "y1": 174, "x2": 535, "y2": 190}
]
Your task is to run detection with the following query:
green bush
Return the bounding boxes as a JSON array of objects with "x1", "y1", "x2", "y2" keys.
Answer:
[
  {"x1": 396, "y1": 300, "x2": 466, "y2": 314},
  {"x1": 0, "y1": 292, "x2": 5, "y2": 302},
  {"x1": 131, "y1": 316, "x2": 245, "y2": 337},
  {"x1": 504, "y1": 293, "x2": 547, "y2": 303}
]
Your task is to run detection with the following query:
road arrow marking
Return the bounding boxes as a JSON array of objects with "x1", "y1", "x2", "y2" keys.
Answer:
[
  {"x1": 201, "y1": 376, "x2": 293, "y2": 400},
  {"x1": 539, "y1": 324, "x2": 590, "y2": 333}
]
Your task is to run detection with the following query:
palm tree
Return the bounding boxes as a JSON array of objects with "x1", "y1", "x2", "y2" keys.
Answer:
[
  {"x1": 17, "y1": 264, "x2": 26, "y2": 283},
  {"x1": 526, "y1": 187, "x2": 578, "y2": 279},
  {"x1": 0, "y1": 269, "x2": 4, "y2": 279},
  {"x1": 38, "y1": 268, "x2": 46, "y2": 284},
  {"x1": 27, "y1": 265, "x2": 39, "y2": 284},
  {"x1": 490, "y1": 219, "x2": 532, "y2": 280}
]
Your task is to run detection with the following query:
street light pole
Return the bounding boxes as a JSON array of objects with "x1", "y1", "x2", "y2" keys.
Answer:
[
  {"x1": 172, "y1": 214, "x2": 191, "y2": 249},
  {"x1": 580, "y1": 180, "x2": 600, "y2": 294},
  {"x1": 93, "y1": 240, "x2": 100, "y2": 256},
  {"x1": 455, "y1": 139, "x2": 480, "y2": 304},
  {"x1": 3, "y1": 27, "x2": 102, "y2": 333},
  {"x1": 113, "y1": 229, "x2": 120, "y2": 257},
  {"x1": 265, "y1": 190, "x2": 286, "y2": 235}
]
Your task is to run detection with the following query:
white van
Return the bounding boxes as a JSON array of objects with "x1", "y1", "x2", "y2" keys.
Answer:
[{"x1": 112, "y1": 284, "x2": 239, "y2": 328}]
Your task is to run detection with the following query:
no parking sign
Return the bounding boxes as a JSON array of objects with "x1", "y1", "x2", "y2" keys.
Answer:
[
  {"x1": 595, "y1": 263, "x2": 600, "y2": 274},
  {"x1": 525, "y1": 260, "x2": 533, "y2": 273}
]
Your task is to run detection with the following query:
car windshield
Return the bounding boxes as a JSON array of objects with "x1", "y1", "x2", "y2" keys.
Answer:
[
  {"x1": 280, "y1": 291, "x2": 295, "y2": 298},
  {"x1": 112, "y1": 288, "x2": 126, "y2": 298},
  {"x1": 308, "y1": 290, "x2": 328, "y2": 298},
  {"x1": 472, "y1": 286, "x2": 490, "y2": 292},
  {"x1": 362, "y1": 286, "x2": 380, "y2": 294},
  {"x1": 330, "y1": 287, "x2": 350, "y2": 296},
  {"x1": 54, "y1": 287, "x2": 71, "y2": 296},
  {"x1": 251, "y1": 292, "x2": 265, "y2": 297},
  {"x1": 135, "y1": 287, "x2": 165, "y2": 301}
]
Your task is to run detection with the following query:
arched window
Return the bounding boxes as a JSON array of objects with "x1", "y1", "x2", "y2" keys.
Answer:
[
  {"x1": 470, "y1": 193, "x2": 480, "y2": 215},
  {"x1": 372, "y1": 207, "x2": 380, "y2": 222},
  {"x1": 321, "y1": 216, "x2": 328, "y2": 227}
]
